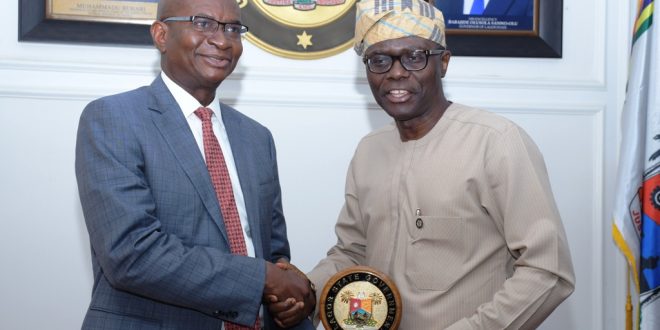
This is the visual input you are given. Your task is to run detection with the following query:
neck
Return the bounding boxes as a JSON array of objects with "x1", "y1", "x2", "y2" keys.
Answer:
[
  {"x1": 396, "y1": 99, "x2": 451, "y2": 141},
  {"x1": 162, "y1": 68, "x2": 219, "y2": 107},
  {"x1": 189, "y1": 89, "x2": 216, "y2": 107}
]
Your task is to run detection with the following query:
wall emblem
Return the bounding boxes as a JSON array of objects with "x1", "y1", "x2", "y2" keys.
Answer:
[{"x1": 238, "y1": 0, "x2": 356, "y2": 59}]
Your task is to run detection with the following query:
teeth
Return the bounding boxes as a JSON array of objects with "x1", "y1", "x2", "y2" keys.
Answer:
[{"x1": 389, "y1": 90, "x2": 408, "y2": 96}]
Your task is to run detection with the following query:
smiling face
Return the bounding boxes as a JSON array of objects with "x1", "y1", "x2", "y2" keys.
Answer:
[
  {"x1": 364, "y1": 36, "x2": 451, "y2": 139},
  {"x1": 152, "y1": 0, "x2": 243, "y2": 104}
]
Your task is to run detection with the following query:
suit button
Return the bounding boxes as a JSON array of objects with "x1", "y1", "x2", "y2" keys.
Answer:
[
  {"x1": 416, "y1": 218, "x2": 423, "y2": 229},
  {"x1": 213, "y1": 310, "x2": 221, "y2": 317}
]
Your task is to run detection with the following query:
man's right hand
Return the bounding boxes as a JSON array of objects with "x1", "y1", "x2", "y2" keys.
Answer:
[{"x1": 263, "y1": 261, "x2": 315, "y2": 328}]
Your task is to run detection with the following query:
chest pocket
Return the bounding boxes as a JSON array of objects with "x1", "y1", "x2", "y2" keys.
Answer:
[{"x1": 405, "y1": 216, "x2": 465, "y2": 292}]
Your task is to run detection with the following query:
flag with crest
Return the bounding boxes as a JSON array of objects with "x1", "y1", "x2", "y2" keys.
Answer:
[{"x1": 612, "y1": 0, "x2": 660, "y2": 329}]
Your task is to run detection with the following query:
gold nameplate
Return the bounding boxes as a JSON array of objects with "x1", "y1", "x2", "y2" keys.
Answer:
[
  {"x1": 46, "y1": 0, "x2": 158, "y2": 25},
  {"x1": 319, "y1": 266, "x2": 402, "y2": 330}
]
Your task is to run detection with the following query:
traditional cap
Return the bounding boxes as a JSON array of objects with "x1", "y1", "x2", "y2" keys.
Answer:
[{"x1": 354, "y1": 0, "x2": 446, "y2": 56}]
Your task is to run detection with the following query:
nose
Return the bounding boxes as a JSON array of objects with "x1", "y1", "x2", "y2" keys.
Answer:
[
  {"x1": 387, "y1": 58, "x2": 409, "y2": 79},
  {"x1": 207, "y1": 30, "x2": 231, "y2": 49}
]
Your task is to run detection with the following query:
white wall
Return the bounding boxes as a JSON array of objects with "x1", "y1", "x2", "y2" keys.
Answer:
[{"x1": 0, "y1": 0, "x2": 629, "y2": 329}]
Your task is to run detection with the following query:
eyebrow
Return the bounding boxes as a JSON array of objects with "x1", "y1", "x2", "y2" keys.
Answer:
[
  {"x1": 367, "y1": 47, "x2": 426, "y2": 56},
  {"x1": 193, "y1": 13, "x2": 242, "y2": 24}
]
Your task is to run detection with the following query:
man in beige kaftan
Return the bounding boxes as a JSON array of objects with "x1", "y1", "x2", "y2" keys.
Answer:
[{"x1": 305, "y1": 0, "x2": 576, "y2": 329}]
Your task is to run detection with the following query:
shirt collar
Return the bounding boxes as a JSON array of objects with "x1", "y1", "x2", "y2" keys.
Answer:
[{"x1": 160, "y1": 72, "x2": 222, "y2": 121}]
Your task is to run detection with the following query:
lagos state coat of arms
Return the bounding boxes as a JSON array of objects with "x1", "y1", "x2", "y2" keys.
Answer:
[
  {"x1": 319, "y1": 266, "x2": 402, "y2": 330},
  {"x1": 237, "y1": 0, "x2": 356, "y2": 59}
]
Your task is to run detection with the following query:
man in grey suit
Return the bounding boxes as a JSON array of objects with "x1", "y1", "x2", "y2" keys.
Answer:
[{"x1": 75, "y1": 0, "x2": 315, "y2": 328}]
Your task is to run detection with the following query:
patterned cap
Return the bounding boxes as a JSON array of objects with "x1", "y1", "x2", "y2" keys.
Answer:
[{"x1": 354, "y1": 0, "x2": 446, "y2": 56}]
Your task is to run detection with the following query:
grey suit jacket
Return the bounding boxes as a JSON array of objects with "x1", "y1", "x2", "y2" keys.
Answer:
[{"x1": 75, "y1": 76, "x2": 313, "y2": 329}]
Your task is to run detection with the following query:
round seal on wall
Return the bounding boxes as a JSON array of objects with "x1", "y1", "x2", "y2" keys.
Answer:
[
  {"x1": 237, "y1": 0, "x2": 356, "y2": 59},
  {"x1": 320, "y1": 266, "x2": 402, "y2": 330}
]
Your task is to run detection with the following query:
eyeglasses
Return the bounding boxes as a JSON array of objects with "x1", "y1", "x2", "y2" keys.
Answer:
[
  {"x1": 363, "y1": 49, "x2": 446, "y2": 74},
  {"x1": 161, "y1": 16, "x2": 248, "y2": 37}
]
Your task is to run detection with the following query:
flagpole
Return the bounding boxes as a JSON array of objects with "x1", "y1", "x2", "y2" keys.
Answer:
[{"x1": 626, "y1": 267, "x2": 632, "y2": 330}]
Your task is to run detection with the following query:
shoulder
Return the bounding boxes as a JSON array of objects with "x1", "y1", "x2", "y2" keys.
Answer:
[
  {"x1": 83, "y1": 85, "x2": 152, "y2": 118},
  {"x1": 362, "y1": 123, "x2": 397, "y2": 142},
  {"x1": 355, "y1": 123, "x2": 398, "y2": 150},
  {"x1": 443, "y1": 103, "x2": 541, "y2": 158},
  {"x1": 443, "y1": 103, "x2": 518, "y2": 135},
  {"x1": 346, "y1": 124, "x2": 399, "y2": 168},
  {"x1": 78, "y1": 85, "x2": 156, "y2": 140},
  {"x1": 447, "y1": 104, "x2": 543, "y2": 163}
]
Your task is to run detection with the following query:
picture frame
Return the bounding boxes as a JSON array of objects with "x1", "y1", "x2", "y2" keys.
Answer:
[
  {"x1": 19, "y1": 0, "x2": 562, "y2": 58},
  {"x1": 19, "y1": 0, "x2": 154, "y2": 46},
  {"x1": 433, "y1": 0, "x2": 563, "y2": 57}
]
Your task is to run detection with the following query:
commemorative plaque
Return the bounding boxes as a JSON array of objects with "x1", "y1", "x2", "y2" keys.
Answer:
[{"x1": 319, "y1": 266, "x2": 402, "y2": 330}]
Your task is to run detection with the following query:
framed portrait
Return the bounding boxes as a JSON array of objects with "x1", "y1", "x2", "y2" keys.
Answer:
[
  {"x1": 45, "y1": 0, "x2": 158, "y2": 24},
  {"x1": 19, "y1": 0, "x2": 155, "y2": 45},
  {"x1": 432, "y1": 0, "x2": 563, "y2": 57}
]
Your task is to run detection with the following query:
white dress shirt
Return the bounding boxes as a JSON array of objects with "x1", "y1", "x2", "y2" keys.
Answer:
[
  {"x1": 161, "y1": 72, "x2": 256, "y2": 258},
  {"x1": 463, "y1": 0, "x2": 491, "y2": 15}
]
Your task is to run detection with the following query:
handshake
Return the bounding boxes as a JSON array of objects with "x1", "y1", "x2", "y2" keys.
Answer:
[{"x1": 263, "y1": 259, "x2": 316, "y2": 328}]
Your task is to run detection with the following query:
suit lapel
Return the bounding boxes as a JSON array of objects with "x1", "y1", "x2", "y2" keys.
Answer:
[
  {"x1": 147, "y1": 77, "x2": 229, "y2": 244},
  {"x1": 220, "y1": 104, "x2": 265, "y2": 259}
]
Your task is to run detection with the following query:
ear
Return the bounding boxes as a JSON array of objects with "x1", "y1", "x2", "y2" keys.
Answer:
[
  {"x1": 440, "y1": 50, "x2": 451, "y2": 78},
  {"x1": 151, "y1": 21, "x2": 168, "y2": 53}
]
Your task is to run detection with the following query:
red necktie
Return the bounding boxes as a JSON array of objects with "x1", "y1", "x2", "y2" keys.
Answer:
[{"x1": 194, "y1": 107, "x2": 259, "y2": 330}]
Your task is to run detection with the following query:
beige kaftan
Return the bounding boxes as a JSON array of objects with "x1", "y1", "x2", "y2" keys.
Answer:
[{"x1": 308, "y1": 103, "x2": 575, "y2": 329}]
